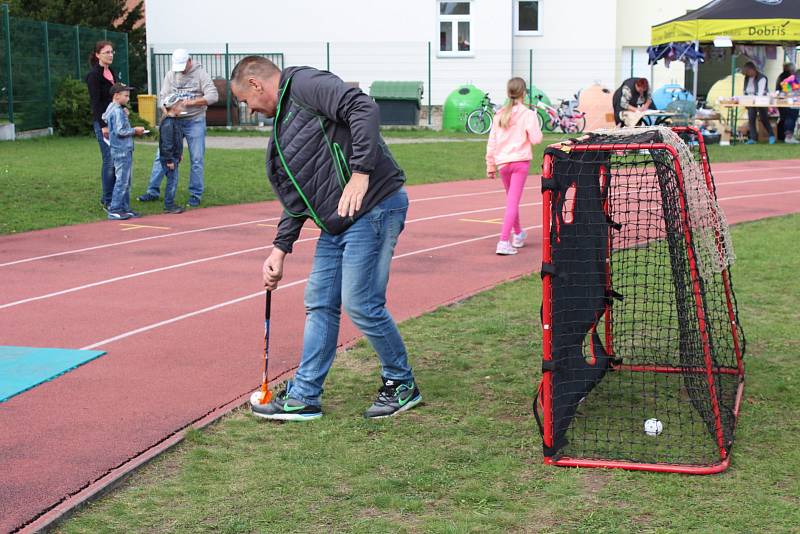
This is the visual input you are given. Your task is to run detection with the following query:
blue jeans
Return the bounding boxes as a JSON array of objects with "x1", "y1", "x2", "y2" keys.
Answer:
[
  {"x1": 287, "y1": 188, "x2": 413, "y2": 406},
  {"x1": 161, "y1": 162, "x2": 179, "y2": 209},
  {"x1": 146, "y1": 115, "x2": 206, "y2": 201},
  {"x1": 93, "y1": 121, "x2": 115, "y2": 205},
  {"x1": 109, "y1": 151, "x2": 133, "y2": 213}
]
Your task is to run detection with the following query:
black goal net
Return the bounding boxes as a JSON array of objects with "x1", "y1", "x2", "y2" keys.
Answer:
[{"x1": 535, "y1": 126, "x2": 746, "y2": 474}]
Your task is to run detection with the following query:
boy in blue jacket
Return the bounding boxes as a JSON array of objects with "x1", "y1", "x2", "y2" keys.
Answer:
[
  {"x1": 159, "y1": 94, "x2": 186, "y2": 214},
  {"x1": 103, "y1": 83, "x2": 146, "y2": 220}
]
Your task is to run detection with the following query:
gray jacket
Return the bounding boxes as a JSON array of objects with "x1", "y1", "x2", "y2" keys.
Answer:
[
  {"x1": 268, "y1": 66, "x2": 405, "y2": 253},
  {"x1": 159, "y1": 62, "x2": 218, "y2": 119}
]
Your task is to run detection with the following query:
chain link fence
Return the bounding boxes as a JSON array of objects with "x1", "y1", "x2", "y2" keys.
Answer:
[
  {"x1": 0, "y1": 4, "x2": 128, "y2": 132},
  {"x1": 150, "y1": 48, "x2": 283, "y2": 126},
  {"x1": 147, "y1": 41, "x2": 674, "y2": 131}
]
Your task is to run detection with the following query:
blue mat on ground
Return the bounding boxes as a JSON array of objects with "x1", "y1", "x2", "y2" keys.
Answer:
[{"x1": 0, "y1": 346, "x2": 107, "y2": 402}]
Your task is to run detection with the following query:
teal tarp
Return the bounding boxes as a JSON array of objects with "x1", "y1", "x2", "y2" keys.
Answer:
[{"x1": 0, "y1": 346, "x2": 106, "y2": 402}]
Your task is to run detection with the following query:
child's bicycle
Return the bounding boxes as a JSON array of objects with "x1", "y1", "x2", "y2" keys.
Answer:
[
  {"x1": 531, "y1": 93, "x2": 587, "y2": 134},
  {"x1": 465, "y1": 93, "x2": 495, "y2": 134}
]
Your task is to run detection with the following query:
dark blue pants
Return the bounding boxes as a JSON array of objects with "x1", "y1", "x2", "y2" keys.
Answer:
[
  {"x1": 93, "y1": 121, "x2": 115, "y2": 205},
  {"x1": 777, "y1": 108, "x2": 799, "y2": 140}
]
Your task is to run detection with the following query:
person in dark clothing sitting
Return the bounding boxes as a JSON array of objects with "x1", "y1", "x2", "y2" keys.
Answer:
[{"x1": 159, "y1": 94, "x2": 186, "y2": 214}]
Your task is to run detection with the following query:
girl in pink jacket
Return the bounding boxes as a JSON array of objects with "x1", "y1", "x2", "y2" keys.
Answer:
[{"x1": 486, "y1": 77, "x2": 543, "y2": 255}]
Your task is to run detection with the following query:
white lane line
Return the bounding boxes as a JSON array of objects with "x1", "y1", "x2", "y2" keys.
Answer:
[
  {"x1": 0, "y1": 243, "x2": 273, "y2": 310},
  {"x1": 715, "y1": 175, "x2": 800, "y2": 187},
  {"x1": 718, "y1": 189, "x2": 800, "y2": 202},
  {"x1": 79, "y1": 224, "x2": 541, "y2": 351},
  {"x1": 714, "y1": 164, "x2": 800, "y2": 175},
  {"x1": 411, "y1": 185, "x2": 537, "y2": 203},
  {"x1": 408, "y1": 202, "x2": 537, "y2": 224},
  {"x1": 394, "y1": 224, "x2": 541, "y2": 259},
  {"x1": 0, "y1": 217, "x2": 281, "y2": 268},
  {"x1": 80, "y1": 279, "x2": 309, "y2": 351},
  {"x1": 1, "y1": 187, "x2": 537, "y2": 268},
  {"x1": 0, "y1": 203, "x2": 536, "y2": 309}
]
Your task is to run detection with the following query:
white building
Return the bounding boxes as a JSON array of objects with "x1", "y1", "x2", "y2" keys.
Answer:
[{"x1": 144, "y1": 0, "x2": 710, "y2": 106}]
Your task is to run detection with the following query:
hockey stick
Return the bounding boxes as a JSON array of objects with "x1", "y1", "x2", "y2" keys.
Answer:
[{"x1": 252, "y1": 289, "x2": 273, "y2": 405}]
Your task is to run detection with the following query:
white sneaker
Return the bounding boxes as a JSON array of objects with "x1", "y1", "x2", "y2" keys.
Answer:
[
  {"x1": 496, "y1": 240, "x2": 518, "y2": 255},
  {"x1": 785, "y1": 136, "x2": 799, "y2": 144},
  {"x1": 512, "y1": 230, "x2": 528, "y2": 248}
]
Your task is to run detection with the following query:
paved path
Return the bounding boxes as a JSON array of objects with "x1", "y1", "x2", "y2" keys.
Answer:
[
  {"x1": 196, "y1": 135, "x2": 487, "y2": 150},
  {"x1": 1, "y1": 160, "x2": 799, "y2": 532}
]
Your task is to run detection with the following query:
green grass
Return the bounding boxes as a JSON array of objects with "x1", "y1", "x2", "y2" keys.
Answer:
[
  {"x1": 58, "y1": 214, "x2": 800, "y2": 533},
  {"x1": 206, "y1": 127, "x2": 272, "y2": 137},
  {"x1": 0, "y1": 137, "x2": 488, "y2": 234},
  {"x1": 1, "y1": 134, "x2": 798, "y2": 234},
  {"x1": 382, "y1": 128, "x2": 488, "y2": 139},
  {"x1": 705, "y1": 141, "x2": 800, "y2": 163}
]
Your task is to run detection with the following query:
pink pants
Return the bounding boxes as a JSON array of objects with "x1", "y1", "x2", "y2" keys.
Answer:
[{"x1": 499, "y1": 160, "x2": 529, "y2": 241}]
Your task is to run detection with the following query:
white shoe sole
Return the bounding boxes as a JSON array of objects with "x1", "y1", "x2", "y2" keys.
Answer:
[
  {"x1": 251, "y1": 410, "x2": 322, "y2": 422},
  {"x1": 365, "y1": 395, "x2": 423, "y2": 419}
]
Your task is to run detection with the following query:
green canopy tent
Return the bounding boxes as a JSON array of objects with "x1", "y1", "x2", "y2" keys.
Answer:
[{"x1": 650, "y1": 0, "x2": 800, "y2": 97}]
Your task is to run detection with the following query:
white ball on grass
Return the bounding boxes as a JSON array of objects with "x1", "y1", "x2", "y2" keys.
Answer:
[
  {"x1": 250, "y1": 389, "x2": 268, "y2": 407},
  {"x1": 644, "y1": 418, "x2": 663, "y2": 436}
]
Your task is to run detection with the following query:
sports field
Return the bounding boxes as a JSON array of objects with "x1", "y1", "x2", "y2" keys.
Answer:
[
  {"x1": 57, "y1": 213, "x2": 800, "y2": 534},
  {"x1": 1, "y1": 129, "x2": 799, "y2": 531}
]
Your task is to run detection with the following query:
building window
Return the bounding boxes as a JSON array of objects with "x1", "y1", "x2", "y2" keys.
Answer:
[
  {"x1": 439, "y1": 1, "x2": 472, "y2": 56},
  {"x1": 515, "y1": 0, "x2": 542, "y2": 36}
]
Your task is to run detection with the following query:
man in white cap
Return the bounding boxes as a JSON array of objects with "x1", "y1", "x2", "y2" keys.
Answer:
[{"x1": 138, "y1": 48, "x2": 218, "y2": 208}]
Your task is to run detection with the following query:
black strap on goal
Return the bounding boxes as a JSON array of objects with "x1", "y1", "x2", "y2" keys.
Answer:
[
  {"x1": 532, "y1": 381, "x2": 569, "y2": 458},
  {"x1": 541, "y1": 177, "x2": 557, "y2": 192},
  {"x1": 539, "y1": 148, "x2": 615, "y2": 456}
]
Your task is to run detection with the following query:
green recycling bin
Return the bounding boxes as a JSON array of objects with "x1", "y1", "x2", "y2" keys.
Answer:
[
  {"x1": 525, "y1": 85, "x2": 552, "y2": 128},
  {"x1": 370, "y1": 81, "x2": 424, "y2": 125},
  {"x1": 442, "y1": 84, "x2": 485, "y2": 132}
]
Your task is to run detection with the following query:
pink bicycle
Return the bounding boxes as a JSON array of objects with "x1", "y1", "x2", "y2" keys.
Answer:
[{"x1": 532, "y1": 93, "x2": 586, "y2": 134}]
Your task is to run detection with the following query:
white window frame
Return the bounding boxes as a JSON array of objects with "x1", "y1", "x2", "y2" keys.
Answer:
[
  {"x1": 514, "y1": 0, "x2": 542, "y2": 36},
  {"x1": 438, "y1": 0, "x2": 474, "y2": 58}
]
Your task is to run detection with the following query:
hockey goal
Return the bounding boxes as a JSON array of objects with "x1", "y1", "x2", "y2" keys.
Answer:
[{"x1": 535, "y1": 125, "x2": 745, "y2": 474}]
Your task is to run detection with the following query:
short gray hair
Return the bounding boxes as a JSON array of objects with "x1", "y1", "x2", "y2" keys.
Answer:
[{"x1": 230, "y1": 56, "x2": 280, "y2": 86}]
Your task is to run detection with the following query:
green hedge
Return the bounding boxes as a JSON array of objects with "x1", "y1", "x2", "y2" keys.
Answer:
[
  {"x1": 52, "y1": 77, "x2": 153, "y2": 138},
  {"x1": 53, "y1": 77, "x2": 93, "y2": 136}
]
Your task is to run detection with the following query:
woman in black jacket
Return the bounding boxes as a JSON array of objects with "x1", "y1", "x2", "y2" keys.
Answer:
[{"x1": 85, "y1": 40, "x2": 116, "y2": 210}]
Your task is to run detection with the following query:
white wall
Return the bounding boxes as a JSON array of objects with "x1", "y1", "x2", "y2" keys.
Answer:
[
  {"x1": 145, "y1": 0, "x2": 513, "y2": 106},
  {"x1": 615, "y1": 0, "x2": 708, "y2": 48},
  {"x1": 147, "y1": 0, "x2": 782, "y2": 108},
  {"x1": 615, "y1": 0, "x2": 707, "y2": 92},
  {"x1": 506, "y1": 0, "x2": 702, "y2": 102},
  {"x1": 512, "y1": 0, "x2": 618, "y2": 102}
]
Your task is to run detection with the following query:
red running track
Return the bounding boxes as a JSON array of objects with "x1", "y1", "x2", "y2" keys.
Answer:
[{"x1": 1, "y1": 160, "x2": 799, "y2": 532}]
